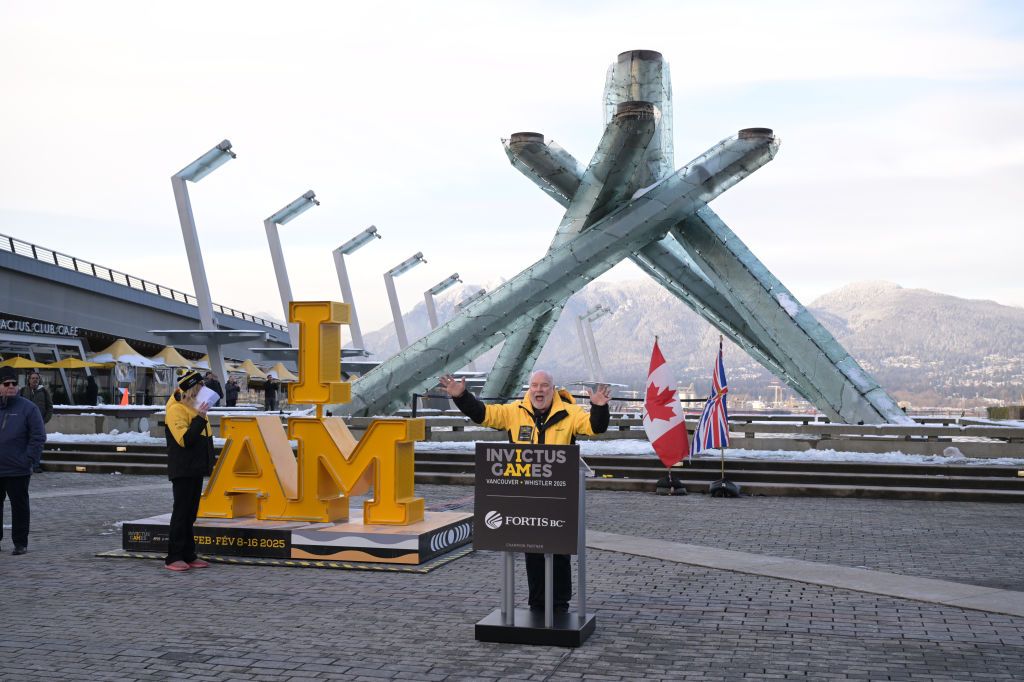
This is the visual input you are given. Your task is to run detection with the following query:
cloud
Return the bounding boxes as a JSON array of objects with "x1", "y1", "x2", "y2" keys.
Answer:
[{"x1": 1, "y1": 0, "x2": 1022, "y2": 328}]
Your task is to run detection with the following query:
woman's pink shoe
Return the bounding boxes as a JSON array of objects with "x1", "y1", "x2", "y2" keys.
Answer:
[
  {"x1": 164, "y1": 561, "x2": 191, "y2": 572},
  {"x1": 187, "y1": 559, "x2": 210, "y2": 568}
]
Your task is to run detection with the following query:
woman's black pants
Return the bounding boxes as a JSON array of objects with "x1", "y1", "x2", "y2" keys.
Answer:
[{"x1": 166, "y1": 477, "x2": 203, "y2": 564}]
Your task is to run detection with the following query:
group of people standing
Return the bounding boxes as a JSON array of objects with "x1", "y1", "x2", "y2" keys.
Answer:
[
  {"x1": 0, "y1": 362, "x2": 287, "y2": 565},
  {"x1": 202, "y1": 371, "x2": 279, "y2": 411},
  {"x1": 3, "y1": 353, "x2": 597, "y2": 615}
]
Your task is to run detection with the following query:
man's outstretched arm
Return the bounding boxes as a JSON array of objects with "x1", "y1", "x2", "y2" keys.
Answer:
[
  {"x1": 588, "y1": 384, "x2": 612, "y2": 434},
  {"x1": 439, "y1": 374, "x2": 486, "y2": 424}
]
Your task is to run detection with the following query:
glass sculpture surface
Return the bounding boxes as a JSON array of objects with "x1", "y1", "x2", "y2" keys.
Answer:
[{"x1": 339, "y1": 51, "x2": 908, "y2": 425}]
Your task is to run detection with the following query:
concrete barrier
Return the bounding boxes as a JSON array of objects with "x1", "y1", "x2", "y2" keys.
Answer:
[{"x1": 47, "y1": 414, "x2": 105, "y2": 435}]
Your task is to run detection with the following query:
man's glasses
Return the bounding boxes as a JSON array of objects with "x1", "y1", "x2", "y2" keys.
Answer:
[{"x1": 1, "y1": 381, "x2": 17, "y2": 387}]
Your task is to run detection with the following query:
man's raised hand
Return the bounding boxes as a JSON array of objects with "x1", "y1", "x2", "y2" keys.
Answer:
[
  {"x1": 439, "y1": 374, "x2": 467, "y2": 398},
  {"x1": 588, "y1": 384, "x2": 612, "y2": 406}
]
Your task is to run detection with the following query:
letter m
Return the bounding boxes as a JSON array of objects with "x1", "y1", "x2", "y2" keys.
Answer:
[{"x1": 284, "y1": 417, "x2": 425, "y2": 525}]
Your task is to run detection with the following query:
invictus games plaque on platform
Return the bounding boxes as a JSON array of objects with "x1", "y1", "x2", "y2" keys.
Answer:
[{"x1": 473, "y1": 442, "x2": 580, "y2": 555}]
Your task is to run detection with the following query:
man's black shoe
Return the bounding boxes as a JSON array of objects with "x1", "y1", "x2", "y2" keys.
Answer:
[{"x1": 12, "y1": 546, "x2": 27, "y2": 555}]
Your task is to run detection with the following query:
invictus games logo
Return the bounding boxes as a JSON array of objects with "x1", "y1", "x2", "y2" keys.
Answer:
[
  {"x1": 483, "y1": 445, "x2": 568, "y2": 479},
  {"x1": 484, "y1": 510, "x2": 503, "y2": 529}
]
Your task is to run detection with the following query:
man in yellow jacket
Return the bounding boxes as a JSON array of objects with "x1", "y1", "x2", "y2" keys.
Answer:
[{"x1": 440, "y1": 369, "x2": 611, "y2": 612}]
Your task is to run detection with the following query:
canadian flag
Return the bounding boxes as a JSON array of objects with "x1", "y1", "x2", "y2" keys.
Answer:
[{"x1": 643, "y1": 339, "x2": 690, "y2": 468}]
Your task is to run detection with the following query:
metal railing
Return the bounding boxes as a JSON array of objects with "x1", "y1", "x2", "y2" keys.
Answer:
[
  {"x1": 0, "y1": 232, "x2": 288, "y2": 332},
  {"x1": 408, "y1": 392, "x2": 707, "y2": 418}
]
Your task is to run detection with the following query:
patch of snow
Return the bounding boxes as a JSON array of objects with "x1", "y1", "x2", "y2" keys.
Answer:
[
  {"x1": 414, "y1": 438, "x2": 1024, "y2": 466},
  {"x1": 46, "y1": 431, "x2": 164, "y2": 445},
  {"x1": 630, "y1": 180, "x2": 662, "y2": 200},
  {"x1": 42, "y1": 430, "x2": 1024, "y2": 468},
  {"x1": 964, "y1": 418, "x2": 1024, "y2": 428},
  {"x1": 56, "y1": 405, "x2": 162, "y2": 410},
  {"x1": 775, "y1": 291, "x2": 801, "y2": 318}
]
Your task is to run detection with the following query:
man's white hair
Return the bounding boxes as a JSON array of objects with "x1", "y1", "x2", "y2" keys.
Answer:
[{"x1": 529, "y1": 369, "x2": 554, "y2": 384}]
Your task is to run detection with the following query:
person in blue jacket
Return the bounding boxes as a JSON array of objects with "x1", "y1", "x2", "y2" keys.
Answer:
[{"x1": 0, "y1": 365, "x2": 47, "y2": 555}]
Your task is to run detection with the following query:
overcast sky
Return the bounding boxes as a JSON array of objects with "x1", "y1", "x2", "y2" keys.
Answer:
[{"x1": 2, "y1": 0, "x2": 1022, "y2": 332}]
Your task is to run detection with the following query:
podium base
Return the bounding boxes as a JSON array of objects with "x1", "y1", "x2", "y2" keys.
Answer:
[{"x1": 475, "y1": 607, "x2": 596, "y2": 647}]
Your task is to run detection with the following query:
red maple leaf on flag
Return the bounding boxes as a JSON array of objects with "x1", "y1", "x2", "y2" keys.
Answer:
[
  {"x1": 643, "y1": 339, "x2": 690, "y2": 468},
  {"x1": 645, "y1": 382, "x2": 677, "y2": 422}
]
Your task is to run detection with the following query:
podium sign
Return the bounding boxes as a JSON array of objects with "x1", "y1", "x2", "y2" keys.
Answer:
[{"x1": 474, "y1": 442, "x2": 580, "y2": 555}]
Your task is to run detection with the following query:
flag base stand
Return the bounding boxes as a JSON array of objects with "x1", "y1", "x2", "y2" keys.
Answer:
[
  {"x1": 709, "y1": 478, "x2": 741, "y2": 497},
  {"x1": 475, "y1": 608, "x2": 596, "y2": 647},
  {"x1": 655, "y1": 473, "x2": 687, "y2": 496}
]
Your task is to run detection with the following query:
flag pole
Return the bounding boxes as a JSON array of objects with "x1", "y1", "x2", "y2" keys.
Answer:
[
  {"x1": 705, "y1": 334, "x2": 740, "y2": 498},
  {"x1": 719, "y1": 335, "x2": 725, "y2": 481},
  {"x1": 649, "y1": 334, "x2": 687, "y2": 496}
]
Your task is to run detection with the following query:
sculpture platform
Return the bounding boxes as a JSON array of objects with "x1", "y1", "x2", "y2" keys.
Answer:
[{"x1": 122, "y1": 510, "x2": 472, "y2": 565}]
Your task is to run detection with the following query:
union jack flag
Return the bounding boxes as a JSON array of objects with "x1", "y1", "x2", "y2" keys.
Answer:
[{"x1": 692, "y1": 337, "x2": 730, "y2": 453}]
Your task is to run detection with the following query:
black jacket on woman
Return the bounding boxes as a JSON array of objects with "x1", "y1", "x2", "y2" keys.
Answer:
[{"x1": 164, "y1": 395, "x2": 214, "y2": 480}]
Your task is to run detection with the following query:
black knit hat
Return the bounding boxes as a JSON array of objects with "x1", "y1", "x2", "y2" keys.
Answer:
[
  {"x1": 0, "y1": 366, "x2": 16, "y2": 383},
  {"x1": 177, "y1": 369, "x2": 203, "y2": 391}
]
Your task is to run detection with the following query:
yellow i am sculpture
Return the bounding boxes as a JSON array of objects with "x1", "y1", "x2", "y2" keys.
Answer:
[{"x1": 199, "y1": 301, "x2": 425, "y2": 525}]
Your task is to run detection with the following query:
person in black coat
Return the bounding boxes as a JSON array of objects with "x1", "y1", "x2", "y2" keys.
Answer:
[
  {"x1": 264, "y1": 376, "x2": 279, "y2": 411},
  {"x1": 224, "y1": 377, "x2": 240, "y2": 407},
  {"x1": 84, "y1": 375, "x2": 99, "y2": 406},
  {"x1": 19, "y1": 372, "x2": 52, "y2": 423},
  {"x1": 203, "y1": 372, "x2": 223, "y2": 407},
  {"x1": 163, "y1": 370, "x2": 215, "y2": 572}
]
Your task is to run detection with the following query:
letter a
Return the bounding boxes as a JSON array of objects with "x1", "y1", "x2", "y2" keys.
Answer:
[{"x1": 199, "y1": 416, "x2": 298, "y2": 520}]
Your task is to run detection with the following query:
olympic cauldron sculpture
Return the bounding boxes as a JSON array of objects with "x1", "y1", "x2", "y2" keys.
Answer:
[{"x1": 337, "y1": 50, "x2": 909, "y2": 425}]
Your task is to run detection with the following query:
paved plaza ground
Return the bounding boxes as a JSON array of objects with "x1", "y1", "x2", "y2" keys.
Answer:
[{"x1": 1, "y1": 472, "x2": 1023, "y2": 680}]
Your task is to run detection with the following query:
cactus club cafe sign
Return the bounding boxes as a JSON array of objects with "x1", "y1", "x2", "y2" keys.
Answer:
[
  {"x1": 198, "y1": 301, "x2": 424, "y2": 525},
  {"x1": 0, "y1": 314, "x2": 80, "y2": 338}
]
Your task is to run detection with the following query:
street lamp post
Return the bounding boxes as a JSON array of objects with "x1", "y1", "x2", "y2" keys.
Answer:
[
  {"x1": 424, "y1": 273, "x2": 462, "y2": 329},
  {"x1": 333, "y1": 226, "x2": 381, "y2": 352},
  {"x1": 575, "y1": 313, "x2": 597, "y2": 381},
  {"x1": 384, "y1": 252, "x2": 427, "y2": 349},
  {"x1": 587, "y1": 306, "x2": 611, "y2": 382},
  {"x1": 578, "y1": 305, "x2": 610, "y2": 381},
  {"x1": 264, "y1": 190, "x2": 320, "y2": 346},
  {"x1": 171, "y1": 139, "x2": 236, "y2": 383}
]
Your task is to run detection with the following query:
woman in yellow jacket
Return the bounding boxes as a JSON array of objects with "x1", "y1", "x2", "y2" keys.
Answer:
[
  {"x1": 164, "y1": 370, "x2": 215, "y2": 572},
  {"x1": 440, "y1": 369, "x2": 611, "y2": 612}
]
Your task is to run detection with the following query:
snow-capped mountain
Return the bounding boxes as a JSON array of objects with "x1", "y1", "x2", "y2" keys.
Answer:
[{"x1": 360, "y1": 280, "x2": 1024, "y2": 407}]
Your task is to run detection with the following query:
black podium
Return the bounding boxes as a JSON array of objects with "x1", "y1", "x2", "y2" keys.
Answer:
[{"x1": 473, "y1": 443, "x2": 595, "y2": 647}]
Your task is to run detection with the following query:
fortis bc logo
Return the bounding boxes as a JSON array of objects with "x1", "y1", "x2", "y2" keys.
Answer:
[{"x1": 484, "y1": 511, "x2": 503, "y2": 529}]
